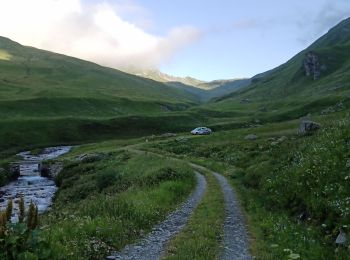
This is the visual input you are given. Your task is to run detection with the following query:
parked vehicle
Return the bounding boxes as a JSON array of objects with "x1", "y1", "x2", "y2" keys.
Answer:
[{"x1": 190, "y1": 127, "x2": 212, "y2": 135}]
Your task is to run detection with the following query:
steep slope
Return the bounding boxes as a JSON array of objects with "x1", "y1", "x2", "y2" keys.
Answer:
[
  {"x1": 122, "y1": 68, "x2": 206, "y2": 87},
  {"x1": 0, "y1": 36, "x2": 198, "y2": 119},
  {"x1": 205, "y1": 17, "x2": 350, "y2": 121}
]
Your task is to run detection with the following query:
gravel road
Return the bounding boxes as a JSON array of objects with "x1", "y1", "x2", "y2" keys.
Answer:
[
  {"x1": 107, "y1": 172, "x2": 207, "y2": 260},
  {"x1": 213, "y1": 172, "x2": 251, "y2": 260}
]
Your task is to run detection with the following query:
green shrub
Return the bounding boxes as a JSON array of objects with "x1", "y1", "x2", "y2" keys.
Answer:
[
  {"x1": 0, "y1": 200, "x2": 51, "y2": 260},
  {"x1": 96, "y1": 169, "x2": 119, "y2": 191}
]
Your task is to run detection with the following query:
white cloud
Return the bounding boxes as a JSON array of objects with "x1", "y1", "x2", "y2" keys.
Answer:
[
  {"x1": 0, "y1": 0, "x2": 201, "y2": 69},
  {"x1": 295, "y1": 0, "x2": 350, "y2": 44}
]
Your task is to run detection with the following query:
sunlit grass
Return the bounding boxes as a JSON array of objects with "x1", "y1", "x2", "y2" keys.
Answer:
[{"x1": 0, "y1": 50, "x2": 12, "y2": 61}]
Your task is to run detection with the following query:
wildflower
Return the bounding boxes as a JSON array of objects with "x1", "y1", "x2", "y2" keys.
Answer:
[{"x1": 322, "y1": 224, "x2": 327, "y2": 228}]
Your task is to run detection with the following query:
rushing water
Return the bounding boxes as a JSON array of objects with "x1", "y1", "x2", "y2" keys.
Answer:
[{"x1": 0, "y1": 146, "x2": 71, "y2": 222}]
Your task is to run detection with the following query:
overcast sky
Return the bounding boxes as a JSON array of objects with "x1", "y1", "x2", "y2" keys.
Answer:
[{"x1": 0, "y1": 0, "x2": 349, "y2": 81}]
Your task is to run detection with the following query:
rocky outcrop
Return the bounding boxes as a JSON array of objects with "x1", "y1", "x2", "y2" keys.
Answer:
[
  {"x1": 304, "y1": 51, "x2": 325, "y2": 80},
  {"x1": 9, "y1": 164, "x2": 20, "y2": 177},
  {"x1": 39, "y1": 162, "x2": 63, "y2": 178},
  {"x1": 298, "y1": 120, "x2": 321, "y2": 135}
]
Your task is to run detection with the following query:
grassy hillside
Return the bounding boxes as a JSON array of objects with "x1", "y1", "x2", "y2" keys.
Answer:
[
  {"x1": 0, "y1": 37, "x2": 203, "y2": 152},
  {"x1": 204, "y1": 18, "x2": 350, "y2": 120},
  {"x1": 1, "y1": 17, "x2": 350, "y2": 260},
  {"x1": 0, "y1": 38, "x2": 200, "y2": 117}
]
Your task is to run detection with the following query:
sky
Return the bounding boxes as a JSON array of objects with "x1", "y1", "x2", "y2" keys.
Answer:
[{"x1": 0, "y1": 0, "x2": 349, "y2": 81}]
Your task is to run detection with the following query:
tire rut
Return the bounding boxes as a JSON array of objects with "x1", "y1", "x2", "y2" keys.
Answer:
[
  {"x1": 212, "y1": 172, "x2": 251, "y2": 260},
  {"x1": 107, "y1": 172, "x2": 207, "y2": 260}
]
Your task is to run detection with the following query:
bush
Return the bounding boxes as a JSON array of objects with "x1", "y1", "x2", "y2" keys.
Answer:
[{"x1": 96, "y1": 169, "x2": 119, "y2": 191}]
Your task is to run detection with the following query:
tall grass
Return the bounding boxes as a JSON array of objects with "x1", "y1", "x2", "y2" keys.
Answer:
[
  {"x1": 144, "y1": 116, "x2": 350, "y2": 259},
  {"x1": 40, "y1": 151, "x2": 196, "y2": 259}
]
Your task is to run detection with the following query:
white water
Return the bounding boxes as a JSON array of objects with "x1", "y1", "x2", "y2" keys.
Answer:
[{"x1": 0, "y1": 146, "x2": 71, "y2": 222}]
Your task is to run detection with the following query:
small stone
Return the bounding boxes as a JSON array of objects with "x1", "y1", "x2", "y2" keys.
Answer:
[
  {"x1": 240, "y1": 98, "x2": 251, "y2": 104},
  {"x1": 335, "y1": 230, "x2": 347, "y2": 245},
  {"x1": 160, "y1": 133, "x2": 177, "y2": 138},
  {"x1": 277, "y1": 136, "x2": 287, "y2": 142},
  {"x1": 244, "y1": 134, "x2": 258, "y2": 141},
  {"x1": 288, "y1": 253, "x2": 300, "y2": 259},
  {"x1": 175, "y1": 137, "x2": 188, "y2": 142}
]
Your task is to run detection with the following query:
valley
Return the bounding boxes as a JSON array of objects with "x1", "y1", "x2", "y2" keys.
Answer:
[{"x1": 0, "y1": 15, "x2": 350, "y2": 260}]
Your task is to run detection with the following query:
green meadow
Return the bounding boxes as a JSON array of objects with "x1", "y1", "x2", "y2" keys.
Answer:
[{"x1": 1, "y1": 18, "x2": 350, "y2": 260}]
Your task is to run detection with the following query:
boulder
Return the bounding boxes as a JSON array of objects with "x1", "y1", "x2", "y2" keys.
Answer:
[
  {"x1": 298, "y1": 120, "x2": 321, "y2": 135},
  {"x1": 244, "y1": 134, "x2": 258, "y2": 141}
]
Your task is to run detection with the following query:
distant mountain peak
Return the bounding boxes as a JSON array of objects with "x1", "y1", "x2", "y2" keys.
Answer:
[{"x1": 120, "y1": 67, "x2": 206, "y2": 87}]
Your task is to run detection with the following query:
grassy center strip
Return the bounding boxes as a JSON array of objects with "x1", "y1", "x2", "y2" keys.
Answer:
[{"x1": 162, "y1": 169, "x2": 225, "y2": 260}]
